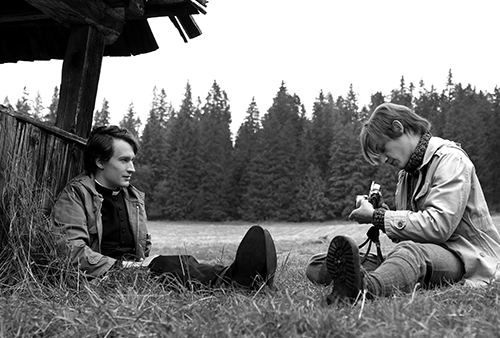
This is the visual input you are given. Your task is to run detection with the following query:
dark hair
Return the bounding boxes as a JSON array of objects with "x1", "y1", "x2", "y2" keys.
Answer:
[
  {"x1": 84, "y1": 125, "x2": 140, "y2": 174},
  {"x1": 360, "y1": 103, "x2": 431, "y2": 165}
]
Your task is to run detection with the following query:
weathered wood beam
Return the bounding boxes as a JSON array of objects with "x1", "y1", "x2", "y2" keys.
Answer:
[
  {"x1": 25, "y1": 0, "x2": 125, "y2": 44},
  {"x1": 0, "y1": 106, "x2": 86, "y2": 146},
  {"x1": 0, "y1": 1, "x2": 47, "y2": 23},
  {"x1": 56, "y1": 25, "x2": 105, "y2": 138},
  {"x1": 144, "y1": 0, "x2": 206, "y2": 18},
  {"x1": 105, "y1": 0, "x2": 146, "y2": 19},
  {"x1": 0, "y1": 0, "x2": 206, "y2": 24},
  {"x1": 168, "y1": 16, "x2": 188, "y2": 43},
  {"x1": 125, "y1": 0, "x2": 146, "y2": 19},
  {"x1": 0, "y1": 13, "x2": 48, "y2": 24},
  {"x1": 178, "y1": 15, "x2": 201, "y2": 39},
  {"x1": 188, "y1": 0, "x2": 207, "y2": 15}
]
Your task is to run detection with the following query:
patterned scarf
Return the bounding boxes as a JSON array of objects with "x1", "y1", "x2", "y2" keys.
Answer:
[{"x1": 405, "y1": 131, "x2": 432, "y2": 210}]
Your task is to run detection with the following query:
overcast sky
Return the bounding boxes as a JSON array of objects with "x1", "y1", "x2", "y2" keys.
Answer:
[{"x1": 1, "y1": 0, "x2": 499, "y2": 136}]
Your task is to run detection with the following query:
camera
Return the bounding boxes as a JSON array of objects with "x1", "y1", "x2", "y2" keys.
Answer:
[{"x1": 356, "y1": 181, "x2": 382, "y2": 208}]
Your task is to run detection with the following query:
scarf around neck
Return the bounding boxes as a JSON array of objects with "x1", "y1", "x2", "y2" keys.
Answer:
[
  {"x1": 404, "y1": 131, "x2": 432, "y2": 174},
  {"x1": 404, "y1": 131, "x2": 432, "y2": 210}
]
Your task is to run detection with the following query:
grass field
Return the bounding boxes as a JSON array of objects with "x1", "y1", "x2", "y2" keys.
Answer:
[
  {"x1": 2, "y1": 216, "x2": 500, "y2": 337},
  {"x1": 147, "y1": 219, "x2": 399, "y2": 268}
]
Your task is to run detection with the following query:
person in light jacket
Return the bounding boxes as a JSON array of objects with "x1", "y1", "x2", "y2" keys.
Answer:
[
  {"x1": 53, "y1": 125, "x2": 276, "y2": 289},
  {"x1": 309, "y1": 102, "x2": 500, "y2": 302}
]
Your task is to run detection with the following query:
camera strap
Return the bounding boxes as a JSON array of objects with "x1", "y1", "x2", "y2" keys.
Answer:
[{"x1": 358, "y1": 225, "x2": 384, "y2": 266}]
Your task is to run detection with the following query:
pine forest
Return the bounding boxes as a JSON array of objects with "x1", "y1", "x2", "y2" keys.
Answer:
[{"x1": 4, "y1": 71, "x2": 500, "y2": 221}]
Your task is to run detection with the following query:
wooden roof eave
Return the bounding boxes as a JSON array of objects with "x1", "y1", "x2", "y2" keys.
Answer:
[
  {"x1": 11, "y1": 0, "x2": 207, "y2": 45},
  {"x1": 0, "y1": 0, "x2": 207, "y2": 138},
  {"x1": 25, "y1": 0, "x2": 125, "y2": 45}
]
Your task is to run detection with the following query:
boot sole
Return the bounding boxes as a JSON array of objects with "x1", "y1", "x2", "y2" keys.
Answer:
[{"x1": 326, "y1": 235, "x2": 361, "y2": 300}]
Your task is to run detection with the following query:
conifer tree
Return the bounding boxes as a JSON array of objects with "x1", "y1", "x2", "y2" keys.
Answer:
[
  {"x1": 2, "y1": 96, "x2": 13, "y2": 109},
  {"x1": 414, "y1": 81, "x2": 444, "y2": 136},
  {"x1": 119, "y1": 102, "x2": 141, "y2": 139},
  {"x1": 152, "y1": 87, "x2": 173, "y2": 128},
  {"x1": 390, "y1": 76, "x2": 414, "y2": 107},
  {"x1": 45, "y1": 86, "x2": 58, "y2": 124},
  {"x1": 160, "y1": 82, "x2": 200, "y2": 219},
  {"x1": 15, "y1": 87, "x2": 30, "y2": 115},
  {"x1": 368, "y1": 92, "x2": 386, "y2": 112},
  {"x1": 135, "y1": 87, "x2": 173, "y2": 218},
  {"x1": 93, "y1": 98, "x2": 111, "y2": 127},
  {"x1": 193, "y1": 81, "x2": 233, "y2": 221},
  {"x1": 483, "y1": 87, "x2": 500, "y2": 209},
  {"x1": 137, "y1": 87, "x2": 173, "y2": 170},
  {"x1": 242, "y1": 82, "x2": 308, "y2": 221},
  {"x1": 446, "y1": 85, "x2": 490, "y2": 178},
  {"x1": 31, "y1": 91, "x2": 44, "y2": 120},
  {"x1": 296, "y1": 164, "x2": 330, "y2": 221},
  {"x1": 328, "y1": 90, "x2": 372, "y2": 218},
  {"x1": 439, "y1": 69, "x2": 456, "y2": 128},
  {"x1": 232, "y1": 98, "x2": 261, "y2": 219},
  {"x1": 308, "y1": 90, "x2": 336, "y2": 180}
]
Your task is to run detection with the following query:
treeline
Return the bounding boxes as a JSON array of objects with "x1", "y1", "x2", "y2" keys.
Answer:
[{"x1": 5, "y1": 71, "x2": 500, "y2": 221}]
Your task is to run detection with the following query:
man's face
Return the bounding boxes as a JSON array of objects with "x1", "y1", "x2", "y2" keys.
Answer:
[
  {"x1": 377, "y1": 133, "x2": 416, "y2": 169},
  {"x1": 95, "y1": 139, "x2": 136, "y2": 189}
]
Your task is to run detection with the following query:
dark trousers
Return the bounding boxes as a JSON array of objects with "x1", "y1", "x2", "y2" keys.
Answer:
[{"x1": 149, "y1": 255, "x2": 228, "y2": 287}]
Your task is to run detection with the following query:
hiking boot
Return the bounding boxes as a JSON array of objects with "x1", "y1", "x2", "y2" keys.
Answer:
[
  {"x1": 325, "y1": 235, "x2": 363, "y2": 304},
  {"x1": 226, "y1": 225, "x2": 277, "y2": 289}
]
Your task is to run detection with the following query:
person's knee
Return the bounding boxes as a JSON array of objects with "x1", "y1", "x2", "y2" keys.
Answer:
[
  {"x1": 384, "y1": 241, "x2": 429, "y2": 280},
  {"x1": 388, "y1": 241, "x2": 425, "y2": 262}
]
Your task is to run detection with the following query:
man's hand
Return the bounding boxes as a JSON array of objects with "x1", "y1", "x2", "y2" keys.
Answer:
[
  {"x1": 121, "y1": 254, "x2": 160, "y2": 268},
  {"x1": 349, "y1": 199, "x2": 375, "y2": 224}
]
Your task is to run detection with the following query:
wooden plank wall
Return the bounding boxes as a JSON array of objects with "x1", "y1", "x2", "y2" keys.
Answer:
[{"x1": 0, "y1": 105, "x2": 87, "y2": 213}]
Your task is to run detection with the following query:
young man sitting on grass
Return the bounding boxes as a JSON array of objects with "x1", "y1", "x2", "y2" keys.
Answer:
[
  {"x1": 307, "y1": 103, "x2": 500, "y2": 303},
  {"x1": 52, "y1": 125, "x2": 277, "y2": 289}
]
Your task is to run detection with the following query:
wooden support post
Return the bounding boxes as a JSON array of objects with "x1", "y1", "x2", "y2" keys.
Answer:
[{"x1": 56, "y1": 25, "x2": 105, "y2": 138}]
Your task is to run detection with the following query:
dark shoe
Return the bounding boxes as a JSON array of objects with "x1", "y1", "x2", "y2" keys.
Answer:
[
  {"x1": 226, "y1": 225, "x2": 277, "y2": 289},
  {"x1": 263, "y1": 228, "x2": 277, "y2": 289},
  {"x1": 326, "y1": 235, "x2": 363, "y2": 304}
]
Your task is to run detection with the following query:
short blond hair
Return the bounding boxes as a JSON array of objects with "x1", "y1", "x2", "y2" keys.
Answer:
[{"x1": 360, "y1": 103, "x2": 431, "y2": 165}]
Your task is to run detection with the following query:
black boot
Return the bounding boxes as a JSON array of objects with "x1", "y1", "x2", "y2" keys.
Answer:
[
  {"x1": 326, "y1": 235, "x2": 363, "y2": 304},
  {"x1": 225, "y1": 225, "x2": 277, "y2": 289}
]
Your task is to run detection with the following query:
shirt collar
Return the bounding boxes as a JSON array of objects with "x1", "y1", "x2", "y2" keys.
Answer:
[{"x1": 95, "y1": 180, "x2": 122, "y2": 196}]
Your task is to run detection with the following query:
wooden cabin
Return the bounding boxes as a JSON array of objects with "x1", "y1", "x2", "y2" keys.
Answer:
[{"x1": 0, "y1": 0, "x2": 208, "y2": 219}]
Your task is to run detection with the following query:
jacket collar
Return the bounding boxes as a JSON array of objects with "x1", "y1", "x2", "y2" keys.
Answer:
[{"x1": 420, "y1": 136, "x2": 461, "y2": 169}]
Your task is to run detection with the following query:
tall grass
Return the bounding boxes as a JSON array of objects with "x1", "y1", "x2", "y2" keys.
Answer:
[
  {"x1": 0, "y1": 151, "x2": 75, "y2": 291},
  {"x1": 2, "y1": 153, "x2": 500, "y2": 337}
]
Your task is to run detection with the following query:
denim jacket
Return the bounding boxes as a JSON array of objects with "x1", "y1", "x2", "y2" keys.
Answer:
[
  {"x1": 52, "y1": 173, "x2": 151, "y2": 277},
  {"x1": 384, "y1": 137, "x2": 500, "y2": 286}
]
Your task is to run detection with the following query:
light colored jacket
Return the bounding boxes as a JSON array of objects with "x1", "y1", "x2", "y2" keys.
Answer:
[
  {"x1": 52, "y1": 173, "x2": 151, "y2": 277},
  {"x1": 384, "y1": 137, "x2": 500, "y2": 286}
]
